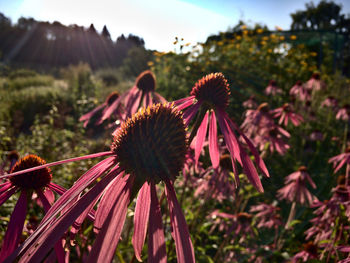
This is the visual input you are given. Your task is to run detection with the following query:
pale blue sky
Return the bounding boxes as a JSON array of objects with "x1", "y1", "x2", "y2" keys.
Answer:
[{"x1": 0, "y1": 0, "x2": 349, "y2": 51}]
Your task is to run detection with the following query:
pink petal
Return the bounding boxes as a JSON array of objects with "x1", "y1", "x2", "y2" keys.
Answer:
[
  {"x1": 221, "y1": 109, "x2": 269, "y2": 178},
  {"x1": 165, "y1": 179, "x2": 195, "y2": 263},
  {"x1": 14, "y1": 166, "x2": 120, "y2": 263},
  {"x1": 176, "y1": 98, "x2": 195, "y2": 111},
  {"x1": 87, "y1": 175, "x2": 133, "y2": 263},
  {"x1": 0, "y1": 187, "x2": 17, "y2": 207},
  {"x1": 79, "y1": 103, "x2": 106, "y2": 121},
  {"x1": 173, "y1": 96, "x2": 195, "y2": 107},
  {"x1": 208, "y1": 111, "x2": 219, "y2": 169},
  {"x1": 183, "y1": 101, "x2": 202, "y2": 126},
  {"x1": 0, "y1": 190, "x2": 27, "y2": 262},
  {"x1": 48, "y1": 183, "x2": 66, "y2": 196},
  {"x1": 37, "y1": 190, "x2": 66, "y2": 263},
  {"x1": 194, "y1": 111, "x2": 209, "y2": 166},
  {"x1": 94, "y1": 171, "x2": 125, "y2": 232},
  {"x1": 100, "y1": 92, "x2": 126, "y2": 122},
  {"x1": 132, "y1": 181, "x2": 151, "y2": 261},
  {"x1": 0, "y1": 152, "x2": 113, "y2": 180},
  {"x1": 148, "y1": 183, "x2": 167, "y2": 263}
]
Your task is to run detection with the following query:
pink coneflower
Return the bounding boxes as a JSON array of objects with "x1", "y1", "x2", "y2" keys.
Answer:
[
  {"x1": 194, "y1": 154, "x2": 237, "y2": 202},
  {"x1": 4, "y1": 104, "x2": 194, "y2": 263},
  {"x1": 264, "y1": 80, "x2": 282, "y2": 96},
  {"x1": 101, "y1": 70, "x2": 166, "y2": 122},
  {"x1": 175, "y1": 73, "x2": 269, "y2": 192},
  {"x1": 321, "y1": 96, "x2": 338, "y2": 109},
  {"x1": 329, "y1": 146, "x2": 350, "y2": 185},
  {"x1": 290, "y1": 81, "x2": 310, "y2": 102},
  {"x1": 250, "y1": 202, "x2": 282, "y2": 229},
  {"x1": 309, "y1": 130, "x2": 324, "y2": 141},
  {"x1": 336, "y1": 105, "x2": 350, "y2": 122},
  {"x1": 0, "y1": 154, "x2": 66, "y2": 262},
  {"x1": 241, "y1": 103, "x2": 275, "y2": 138},
  {"x1": 277, "y1": 166, "x2": 317, "y2": 206},
  {"x1": 270, "y1": 103, "x2": 303, "y2": 127},
  {"x1": 79, "y1": 91, "x2": 124, "y2": 128},
  {"x1": 255, "y1": 126, "x2": 290, "y2": 155},
  {"x1": 242, "y1": 95, "x2": 258, "y2": 109},
  {"x1": 305, "y1": 72, "x2": 325, "y2": 91},
  {"x1": 292, "y1": 242, "x2": 318, "y2": 262}
]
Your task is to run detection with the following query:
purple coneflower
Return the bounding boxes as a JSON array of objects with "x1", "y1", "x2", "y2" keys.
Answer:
[
  {"x1": 250, "y1": 202, "x2": 282, "y2": 229},
  {"x1": 79, "y1": 91, "x2": 124, "y2": 128},
  {"x1": 242, "y1": 95, "x2": 258, "y2": 109},
  {"x1": 174, "y1": 73, "x2": 269, "y2": 192},
  {"x1": 264, "y1": 80, "x2": 282, "y2": 96},
  {"x1": 321, "y1": 96, "x2": 338, "y2": 109},
  {"x1": 336, "y1": 105, "x2": 350, "y2": 122},
  {"x1": 0, "y1": 154, "x2": 66, "y2": 262},
  {"x1": 290, "y1": 80, "x2": 310, "y2": 102},
  {"x1": 329, "y1": 146, "x2": 350, "y2": 185},
  {"x1": 5, "y1": 104, "x2": 194, "y2": 263},
  {"x1": 194, "y1": 154, "x2": 237, "y2": 202},
  {"x1": 101, "y1": 70, "x2": 166, "y2": 122},
  {"x1": 277, "y1": 166, "x2": 317, "y2": 206},
  {"x1": 292, "y1": 242, "x2": 318, "y2": 262},
  {"x1": 255, "y1": 126, "x2": 291, "y2": 156},
  {"x1": 270, "y1": 103, "x2": 303, "y2": 127},
  {"x1": 305, "y1": 72, "x2": 325, "y2": 91}
]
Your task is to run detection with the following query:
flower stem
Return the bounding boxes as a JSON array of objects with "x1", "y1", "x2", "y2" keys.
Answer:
[{"x1": 285, "y1": 201, "x2": 296, "y2": 230}]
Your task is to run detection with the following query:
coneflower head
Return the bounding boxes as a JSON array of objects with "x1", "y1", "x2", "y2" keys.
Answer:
[
  {"x1": 135, "y1": 70, "x2": 156, "y2": 92},
  {"x1": 191, "y1": 73, "x2": 230, "y2": 109},
  {"x1": 112, "y1": 103, "x2": 187, "y2": 183},
  {"x1": 10, "y1": 155, "x2": 52, "y2": 189}
]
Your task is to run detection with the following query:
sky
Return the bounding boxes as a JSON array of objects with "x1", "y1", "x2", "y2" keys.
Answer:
[{"x1": 0, "y1": 0, "x2": 350, "y2": 51}]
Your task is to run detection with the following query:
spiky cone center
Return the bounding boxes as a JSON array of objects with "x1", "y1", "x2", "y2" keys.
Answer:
[
  {"x1": 311, "y1": 73, "x2": 320, "y2": 80},
  {"x1": 190, "y1": 73, "x2": 230, "y2": 110},
  {"x1": 302, "y1": 242, "x2": 318, "y2": 257},
  {"x1": 105, "y1": 91, "x2": 120, "y2": 105},
  {"x1": 298, "y1": 166, "x2": 308, "y2": 172},
  {"x1": 269, "y1": 80, "x2": 277, "y2": 86},
  {"x1": 295, "y1": 80, "x2": 302, "y2": 86},
  {"x1": 135, "y1": 70, "x2": 156, "y2": 92},
  {"x1": 237, "y1": 212, "x2": 252, "y2": 223},
  {"x1": 219, "y1": 154, "x2": 233, "y2": 171},
  {"x1": 111, "y1": 103, "x2": 188, "y2": 184},
  {"x1": 10, "y1": 155, "x2": 52, "y2": 189},
  {"x1": 7, "y1": 150, "x2": 20, "y2": 161},
  {"x1": 282, "y1": 103, "x2": 291, "y2": 112},
  {"x1": 257, "y1": 102, "x2": 269, "y2": 112}
]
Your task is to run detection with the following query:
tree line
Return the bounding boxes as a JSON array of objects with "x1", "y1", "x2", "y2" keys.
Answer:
[{"x1": 0, "y1": 13, "x2": 146, "y2": 69}]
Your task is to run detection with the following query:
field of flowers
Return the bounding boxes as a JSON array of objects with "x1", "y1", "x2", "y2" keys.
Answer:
[{"x1": 1, "y1": 27, "x2": 350, "y2": 262}]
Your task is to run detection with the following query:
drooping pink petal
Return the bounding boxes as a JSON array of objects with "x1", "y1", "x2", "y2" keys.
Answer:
[
  {"x1": 132, "y1": 181, "x2": 151, "y2": 261},
  {"x1": 0, "y1": 190, "x2": 27, "y2": 262},
  {"x1": 42, "y1": 157, "x2": 117, "y2": 222},
  {"x1": 87, "y1": 175, "x2": 134, "y2": 263},
  {"x1": 0, "y1": 182, "x2": 12, "y2": 193},
  {"x1": 80, "y1": 103, "x2": 106, "y2": 122},
  {"x1": 220, "y1": 109, "x2": 270, "y2": 178},
  {"x1": 37, "y1": 190, "x2": 66, "y2": 263},
  {"x1": 0, "y1": 187, "x2": 17, "y2": 207},
  {"x1": 208, "y1": 111, "x2": 219, "y2": 169},
  {"x1": 194, "y1": 111, "x2": 209, "y2": 165},
  {"x1": 0, "y1": 152, "x2": 113, "y2": 180},
  {"x1": 183, "y1": 101, "x2": 202, "y2": 126},
  {"x1": 47, "y1": 183, "x2": 66, "y2": 196},
  {"x1": 165, "y1": 179, "x2": 195, "y2": 263},
  {"x1": 94, "y1": 171, "x2": 125, "y2": 232},
  {"x1": 148, "y1": 183, "x2": 167, "y2": 263},
  {"x1": 13, "y1": 166, "x2": 120, "y2": 263},
  {"x1": 176, "y1": 98, "x2": 195, "y2": 111},
  {"x1": 173, "y1": 96, "x2": 195, "y2": 107},
  {"x1": 100, "y1": 92, "x2": 127, "y2": 122}
]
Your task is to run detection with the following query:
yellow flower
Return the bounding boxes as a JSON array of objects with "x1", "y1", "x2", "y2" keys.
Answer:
[
  {"x1": 290, "y1": 35, "x2": 297, "y2": 40},
  {"x1": 243, "y1": 30, "x2": 248, "y2": 36},
  {"x1": 241, "y1": 25, "x2": 247, "y2": 30},
  {"x1": 279, "y1": 36, "x2": 285, "y2": 41},
  {"x1": 270, "y1": 34, "x2": 276, "y2": 39},
  {"x1": 147, "y1": 61, "x2": 154, "y2": 67},
  {"x1": 275, "y1": 26, "x2": 283, "y2": 31},
  {"x1": 262, "y1": 36, "x2": 269, "y2": 41},
  {"x1": 310, "y1": 52, "x2": 317, "y2": 57},
  {"x1": 257, "y1": 28, "x2": 263, "y2": 34},
  {"x1": 260, "y1": 41, "x2": 266, "y2": 45},
  {"x1": 268, "y1": 49, "x2": 273, "y2": 53},
  {"x1": 236, "y1": 35, "x2": 242, "y2": 40}
]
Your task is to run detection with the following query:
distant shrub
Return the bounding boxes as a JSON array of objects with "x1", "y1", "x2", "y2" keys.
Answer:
[
  {"x1": 6, "y1": 75, "x2": 54, "y2": 90},
  {"x1": 8, "y1": 69, "x2": 38, "y2": 79},
  {"x1": 96, "y1": 69, "x2": 119, "y2": 86}
]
